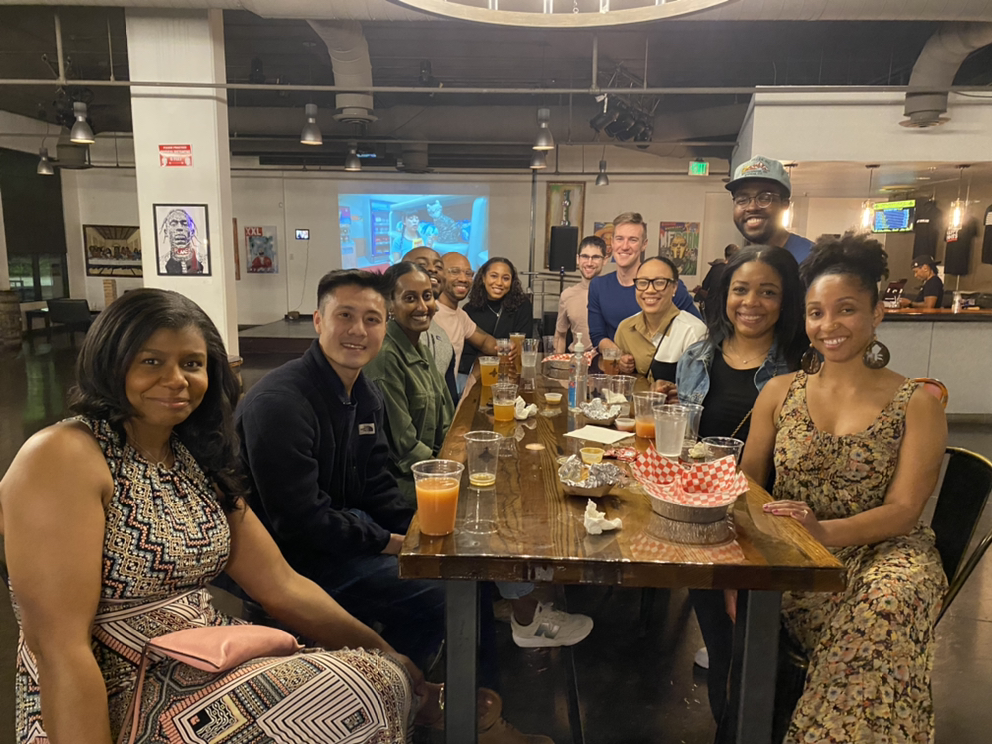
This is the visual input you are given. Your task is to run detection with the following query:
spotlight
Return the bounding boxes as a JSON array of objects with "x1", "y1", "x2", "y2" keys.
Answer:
[
  {"x1": 344, "y1": 144, "x2": 362, "y2": 172},
  {"x1": 595, "y1": 160, "x2": 609, "y2": 187},
  {"x1": 604, "y1": 111, "x2": 634, "y2": 139},
  {"x1": 37, "y1": 147, "x2": 54, "y2": 176},
  {"x1": 634, "y1": 124, "x2": 653, "y2": 147},
  {"x1": 529, "y1": 150, "x2": 547, "y2": 170},
  {"x1": 300, "y1": 104, "x2": 323, "y2": 146},
  {"x1": 69, "y1": 102, "x2": 94, "y2": 144},
  {"x1": 590, "y1": 108, "x2": 619, "y2": 132},
  {"x1": 533, "y1": 107, "x2": 554, "y2": 151}
]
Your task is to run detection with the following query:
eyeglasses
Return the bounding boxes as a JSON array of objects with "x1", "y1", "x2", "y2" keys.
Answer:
[
  {"x1": 732, "y1": 192, "x2": 782, "y2": 208},
  {"x1": 578, "y1": 253, "x2": 605, "y2": 262},
  {"x1": 446, "y1": 267, "x2": 475, "y2": 278},
  {"x1": 634, "y1": 277, "x2": 674, "y2": 291}
]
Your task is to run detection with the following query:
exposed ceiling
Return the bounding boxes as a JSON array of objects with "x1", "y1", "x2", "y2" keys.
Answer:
[{"x1": 0, "y1": 3, "x2": 990, "y2": 172}]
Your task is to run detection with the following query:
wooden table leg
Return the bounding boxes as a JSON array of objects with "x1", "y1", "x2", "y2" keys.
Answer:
[
  {"x1": 445, "y1": 580, "x2": 479, "y2": 744},
  {"x1": 733, "y1": 590, "x2": 782, "y2": 744}
]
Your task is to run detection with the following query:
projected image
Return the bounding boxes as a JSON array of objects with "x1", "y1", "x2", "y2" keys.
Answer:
[{"x1": 338, "y1": 193, "x2": 489, "y2": 272}]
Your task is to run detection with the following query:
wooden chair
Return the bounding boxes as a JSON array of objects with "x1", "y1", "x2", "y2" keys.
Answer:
[
  {"x1": 46, "y1": 298, "x2": 94, "y2": 346},
  {"x1": 913, "y1": 377, "x2": 948, "y2": 409}
]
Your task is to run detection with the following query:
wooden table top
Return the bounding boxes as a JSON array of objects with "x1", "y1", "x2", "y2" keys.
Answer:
[{"x1": 399, "y1": 368, "x2": 846, "y2": 593}]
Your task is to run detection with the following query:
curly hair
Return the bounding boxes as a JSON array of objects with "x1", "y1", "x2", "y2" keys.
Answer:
[
  {"x1": 705, "y1": 245, "x2": 808, "y2": 371},
  {"x1": 68, "y1": 289, "x2": 246, "y2": 512},
  {"x1": 800, "y1": 232, "x2": 889, "y2": 306},
  {"x1": 465, "y1": 256, "x2": 528, "y2": 312}
]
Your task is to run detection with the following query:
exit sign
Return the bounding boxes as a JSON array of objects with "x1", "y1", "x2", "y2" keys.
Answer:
[{"x1": 688, "y1": 160, "x2": 709, "y2": 176}]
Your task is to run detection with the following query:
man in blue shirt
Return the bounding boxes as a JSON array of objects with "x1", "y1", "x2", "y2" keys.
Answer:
[
  {"x1": 726, "y1": 155, "x2": 814, "y2": 265},
  {"x1": 588, "y1": 211, "x2": 701, "y2": 350}
]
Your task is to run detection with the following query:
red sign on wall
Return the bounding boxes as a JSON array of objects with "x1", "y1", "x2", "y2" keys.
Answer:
[{"x1": 159, "y1": 144, "x2": 193, "y2": 167}]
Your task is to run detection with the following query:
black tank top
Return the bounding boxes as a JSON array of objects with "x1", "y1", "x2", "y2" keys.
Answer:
[{"x1": 697, "y1": 352, "x2": 760, "y2": 442}]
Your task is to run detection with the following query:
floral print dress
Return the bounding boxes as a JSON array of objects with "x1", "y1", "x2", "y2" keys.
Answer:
[{"x1": 774, "y1": 372, "x2": 946, "y2": 744}]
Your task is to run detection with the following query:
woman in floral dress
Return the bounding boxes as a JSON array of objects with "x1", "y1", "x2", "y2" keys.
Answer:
[{"x1": 742, "y1": 234, "x2": 948, "y2": 743}]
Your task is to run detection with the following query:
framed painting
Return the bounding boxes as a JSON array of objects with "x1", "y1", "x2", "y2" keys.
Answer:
[
  {"x1": 154, "y1": 204, "x2": 210, "y2": 276},
  {"x1": 83, "y1": 225, "x2": 142, "y2": 277}
]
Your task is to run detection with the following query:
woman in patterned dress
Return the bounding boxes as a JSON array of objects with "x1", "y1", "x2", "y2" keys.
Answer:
[
  {"x1": 0, "y1": 289, "x2": 433, "y2": 744},
  {"x1": 742, "y1": 234, "x2": 948, "y2": 743}
]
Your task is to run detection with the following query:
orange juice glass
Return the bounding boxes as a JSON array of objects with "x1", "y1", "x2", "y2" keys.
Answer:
[
  {"x1": 634, "y1": 418, "x2": 656, "y2": 439},
  {"x1": 633, "y1": 391, "x2": 665, "y2": 441},
  {"x1": 479, "y1": 356, "x2": 499, "y2": 386},
  {"x1": 412, "y1": 460, "x2": 465, "y2": 536}
]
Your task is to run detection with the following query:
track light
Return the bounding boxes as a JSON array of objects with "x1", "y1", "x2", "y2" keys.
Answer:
[
  {"x1": 300, "y1": 104, "x2": 322, "y2": 146},
  {"x1": 529, "y1": 150, "x2": 547, "y2": 170},
  {"x1": 344, "y1": 144, "x2": 362, "y2": 172},
  {"x1": 69, "y1": 102, "x2": 95, "y2": 144},
  {"x1": 595, "y1": 159, "x2": 609, "y2": 187},
  {"x1": 533, "y1": 107, "x2": 554, "y2": 150},
  {"x1": 36, "y1": 147, "x2": 54, "y2": 176}
]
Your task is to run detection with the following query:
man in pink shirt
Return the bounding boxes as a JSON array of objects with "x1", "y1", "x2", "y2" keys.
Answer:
[{"x1": 553, "y1": 235, "x2": 607, "y2": 352}]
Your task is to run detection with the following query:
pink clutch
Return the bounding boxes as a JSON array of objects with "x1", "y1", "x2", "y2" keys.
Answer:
[{"x1": 120, "y1": 624, "x2": 302, "y2": 744}]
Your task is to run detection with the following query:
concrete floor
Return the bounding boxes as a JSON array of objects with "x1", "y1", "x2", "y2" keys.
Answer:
[{"x1": 1, "y1": 336, "x2": 990, "y2": 744}]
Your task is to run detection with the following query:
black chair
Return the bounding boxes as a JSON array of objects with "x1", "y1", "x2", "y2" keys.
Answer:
[
  {"x1": 773, "y1": 446, "x2": 992, "y2": 740},
  {"x1": 46, "y1": 298, "x2": 93, "y2": 346}
]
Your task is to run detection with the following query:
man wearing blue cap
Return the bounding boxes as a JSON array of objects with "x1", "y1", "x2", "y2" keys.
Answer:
[{"x1": 726, "y1": 155, "x2": 814, "y2": 264}]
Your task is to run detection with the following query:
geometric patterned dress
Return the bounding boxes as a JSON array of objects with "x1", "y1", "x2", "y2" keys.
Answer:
[
  {"x1": 12, "y1": 417, "x2": 414, "y2": 744},
  {"x1": 773, "y1": 373, "x2": 947, "y2": 744}
]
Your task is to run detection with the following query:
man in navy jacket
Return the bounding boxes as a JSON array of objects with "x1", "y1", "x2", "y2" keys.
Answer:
[{"x1": 236, "y1": 269, "x2": 443, "y2": 668}]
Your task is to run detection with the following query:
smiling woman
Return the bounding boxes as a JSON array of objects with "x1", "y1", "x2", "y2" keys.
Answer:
[{"x1": 461, "y1": 256, "x2": 534, "y2": 375}]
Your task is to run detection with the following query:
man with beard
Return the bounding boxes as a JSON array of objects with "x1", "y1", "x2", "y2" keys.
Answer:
[
  {"x1": 160, "y1": 208, "x2": 204, "y2": 275},
  {"x1": 403, "y1": 246, "x2": 457, "y2": 400},
  {"x1": 726, "y1": 155, "x2": 813, "y2": 264},
  {"x1": 435, "y1": 252, "x2": 500, "y2": 392},
  {"x1": 553, "y1": 235, "x2": 607, "y2": 352}
]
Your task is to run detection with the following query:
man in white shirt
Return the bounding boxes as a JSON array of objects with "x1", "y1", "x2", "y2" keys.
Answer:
[
  {"x1": 434, "y1": 252, "x2": 499, "y2": 391},
  {"x1": 553, "y1": 235, "x2": 607, "y2": 352}
]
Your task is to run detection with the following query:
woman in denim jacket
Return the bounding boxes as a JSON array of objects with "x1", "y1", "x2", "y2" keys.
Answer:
[{"x1": 667, "y1": 245, "x2": 808, "y2": 741}]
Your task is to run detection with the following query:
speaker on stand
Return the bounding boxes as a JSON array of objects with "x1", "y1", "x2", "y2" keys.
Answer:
[{"x1": 548, "y1": 226, "x2": 579, "y2": 273}]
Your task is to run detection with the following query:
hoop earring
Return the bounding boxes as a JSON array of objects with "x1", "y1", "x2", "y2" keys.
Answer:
[
  {"x1": 863, "y1": 335, "x2": 890, "y2": 369},
  {"x1": 801, "y1": 347, "x2": 823, "y2": 375}
]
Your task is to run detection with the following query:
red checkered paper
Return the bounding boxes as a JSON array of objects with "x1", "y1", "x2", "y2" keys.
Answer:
[
  {"x1": 544, "y1": 349, "x2": 599, "y2": 365},
  {"x1": 631, "y1": 448, "x2": 747, "y2": 507}
]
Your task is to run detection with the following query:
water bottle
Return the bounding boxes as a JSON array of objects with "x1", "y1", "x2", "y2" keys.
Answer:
[{"x1": 568, "y1": 332, "x2": 588, "y2": 410}]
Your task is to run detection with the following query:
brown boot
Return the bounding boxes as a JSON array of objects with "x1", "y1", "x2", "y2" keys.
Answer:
[{"x1": 426, "y1": 688, "x2": 554, "y2": 744}]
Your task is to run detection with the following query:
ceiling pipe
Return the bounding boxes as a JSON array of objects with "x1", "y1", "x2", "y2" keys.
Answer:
[
  {"x1": 306, "y1": 20, "x2": 376, "y2": 125},
  {"x1": 902, "y1": 22, "x2": 992, "y2": 128}
]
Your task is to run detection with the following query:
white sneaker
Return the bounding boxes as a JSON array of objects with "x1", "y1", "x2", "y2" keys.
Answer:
[
  {"x1": 510, "y1": 602, "x2": 593, "y2": 648},
  {"x1": 694, "y1": 646, "x2": 710, "y2": 669}
]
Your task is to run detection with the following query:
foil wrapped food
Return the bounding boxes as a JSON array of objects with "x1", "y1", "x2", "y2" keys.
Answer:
[
  {"x1": 558, "y1": 455, "x2": 627, "y2": 489},
  {"x1": 579, "y1": 399, "x2": 622, "y2": 421}
]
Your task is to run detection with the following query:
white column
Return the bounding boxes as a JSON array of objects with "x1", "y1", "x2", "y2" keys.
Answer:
[{"x1": 125, "y1": 8, "x2": 238, "y2": 353}]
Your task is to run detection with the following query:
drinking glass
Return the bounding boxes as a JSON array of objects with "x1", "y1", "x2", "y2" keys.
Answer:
[
  {"x1": 412, "y1": 459, "x2": 465, "y2": 536},
  {"x1": 633, "y1": 391, "x2": 666, "y2": 440},
  {"x1": 542, "y1": 335, "x2": 556, "y2": 357},
  {"x1": 588, "y1": 374, "x2": 610, "y2": 403},
  {"x1": 479, "y1": 356, "x2": 499, "y2": 387},
  {"x1": 609, "y1": 375, "x2": 637, "y2": 417},
  {"x1": 681, "y1": 403, "x2": 704, "y2": 446},
  {"x1": 653, "y1": 404, "x2": 689, "y2": 458},
  {"x1": 496, "y1": 338, "x2": 514, "y2": 380},
  {"x1": 521, "y1": 338, "x2": 539, "y2": 370},
  {"x1": 601, "y1": 347, "x2": 621, "y2": 375},
  {"x1": 493, "y1": 382, "x2": 518, "y2": 422},
  {"x1": 509, "y1": 332, "x2": 526, "y2": 374},
  {"x1": 702, "y1": 436, "x2": 745, "y2": 464},
  {"x1": 464, "y1": 431, "x2": 501, "y2": 489}
]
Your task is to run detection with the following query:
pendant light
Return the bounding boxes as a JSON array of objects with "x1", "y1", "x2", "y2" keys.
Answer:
[
  {"x1": 529, "y1": 150, "x2": 547, "y2": 170},
  {"x1": 595, "y1": 147, "x2": 609, "y2": 186},
  {"x1": 300, "y1": 104, "x2": 323, "y2": 146},
  {"x1": 344, "y1": 143, "x2": 362, "y2": 172},
  {"x1": 533, "y1": 107, "x2": 554, "y2": 151},
  {"x1": 69, "y1": 102, "x2": 95, "y2": 144},
  {"x1": 950, "y1": 164, "x2": 970, "y2": 230},
  {"x1": 36, "y1": 147, "x2": 54, "y2": 176},
  {"x1": 860, "y1": 164, "x2": 879, "y2": 231}
]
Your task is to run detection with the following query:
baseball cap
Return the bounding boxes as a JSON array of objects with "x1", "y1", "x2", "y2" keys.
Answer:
[
  {"x1": 912, "y1": 255, "x2": 938, "y2": 270},
  {"x1": 726, "y1": 155, "x2": 792, "y2": 197}
]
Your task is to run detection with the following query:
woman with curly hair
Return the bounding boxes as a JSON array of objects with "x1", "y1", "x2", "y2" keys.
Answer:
[{"x1": 458, "y1": 256, "x2": 534, "y2": 377}]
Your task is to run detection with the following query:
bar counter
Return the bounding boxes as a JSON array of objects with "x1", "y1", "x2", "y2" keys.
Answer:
[{"x1": 878, "y1": 308, "x2": 992, "y2": 416}]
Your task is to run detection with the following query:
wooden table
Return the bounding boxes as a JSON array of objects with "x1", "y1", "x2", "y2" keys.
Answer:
[{"x1": 399, "y1": 369, "x2": 845, "y2": 744}]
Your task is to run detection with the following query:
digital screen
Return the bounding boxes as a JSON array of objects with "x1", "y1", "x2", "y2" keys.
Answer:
[
  {"x1": 872, "y1": 200, "x2": 916, "y2": 233},
  {"x1": 338, "y1": 186, "x2": 490, "y2": 273},
  {"x1": 295, "y1": 229, "x2": 309, "y2": 240}
]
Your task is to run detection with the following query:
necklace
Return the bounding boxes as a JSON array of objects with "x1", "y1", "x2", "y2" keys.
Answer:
[
  {"x1": 125, "y1": 424, "x2": 173, "y2": 466},
  {"x1": 722, "y1": 341, "x2": 772, "y2": 368}
]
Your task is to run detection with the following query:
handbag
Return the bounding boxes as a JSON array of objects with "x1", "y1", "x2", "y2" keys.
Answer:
[{"x1": 120, "y1": 624, "x2": 302, "y2": 744}]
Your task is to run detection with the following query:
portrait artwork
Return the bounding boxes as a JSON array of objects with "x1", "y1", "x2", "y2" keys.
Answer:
[
  {"x1": 154, "y1": 204, "x2": 210, "y2": 276},
  {"x1": 245, "y1": 225, "x2": 278, "y2": 274},
  {"x1": 658, "y1": 221, "x2": 700, "y2": 277}
]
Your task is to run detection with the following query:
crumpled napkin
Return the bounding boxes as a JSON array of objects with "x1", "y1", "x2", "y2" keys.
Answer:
[
  {"x1": 514, "y1": 396, "x2": 538, "y2": 420},
  {"x1": 603, "y1": 390, "x2": 628, "y2": 405},
  {"x1": 583, "y1": 499, "x2": 622, "y2": 535}
]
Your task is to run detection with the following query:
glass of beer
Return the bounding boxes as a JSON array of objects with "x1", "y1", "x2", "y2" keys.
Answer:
[
  {"x1": 464, "y1": 431, "x2": 502, "y2": 489},
  {"x1": 412, "y1": 459, "x2": 465, "y2": 536},
  {"x1": 601, "y1": 347, "x2": 621, "y2": 375},
  {"x1": 479, "y1": 356, "x2": 499, "y2": 387},
  {"x1": 496, "y1": 338, "x2": 514, "y2": 380},
  {"x1": 633, "y1": 391, "x2": 666, "y2": 440},
  {"x1": 493, "y1": 382, "x2": 518, "y2": 422},
  {"x1": 509, "y1": 332, "x2": 526, "y2": 375}
]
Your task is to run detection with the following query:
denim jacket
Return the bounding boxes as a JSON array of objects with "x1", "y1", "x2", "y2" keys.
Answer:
[{"x1": 675, "y1": 338, "x2": 792, "y2": 406}]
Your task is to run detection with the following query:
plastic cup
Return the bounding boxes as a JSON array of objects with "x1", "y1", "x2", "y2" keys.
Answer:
[
  {"x1": 412, "y1": 459, "x2": 465, "y2": 536},
  {"x1": 681, "y1": 403, "x2": 704, "y2": 445},
  {"x1": 465, "y1": 431, "x2": 501, "y2": 488},
  {"x1": 702, "y1": 436, "x2": 745, "y2": 464},
  {"x1": 610, "y1": 375, "x2": 636, "y2": 416},
  {"x1": 580, "y1": 447, "x2": 605, "y2": 465},
  {"x1": 601, "y1": 347, "x2": 621, "y2": 375},
  {"x1": 522, "y1": 338, "x2": 539, "y2": 369},
  {"x1": 464, "y1": 486, "x2": 497, "y2": 535},
  {"x1": 653, "y1": 404, "x2": 689, "y2": 458},
  {"x1": 496, "y1": 338, "x2": 514, "y2": 380},
  {"x1": 479, "y1": 356, "x2": 499, "y2": 387},
  {"x1": 493, "y1": 382, "x2": 518, "y2": 422},
  {"x1": 509, "y1": 333, "x2": 526, "y2": 374},
  {"x1": 588, "y1": 374, "x2": 610, "y2": 402},
  {"x1": 543, "y1": 335, "x2": 556, "y2": 356},
  {"x1": 633, "y1": 391, "x2": 665, "y2": 440}
]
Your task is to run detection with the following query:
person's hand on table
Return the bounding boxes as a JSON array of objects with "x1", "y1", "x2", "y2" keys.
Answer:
[
  {"x1": 762, "y1": 500, "x2": 826, "y2": 543},
  {"x1": 899, "y1": 297, "x2": 911, "y2": 308},
  {"x1": 618, "y1": 354, "x2": 636, "y2": 375},
  {"x1": 651, "y1": 379, "x2": 679, "y2": 404}
]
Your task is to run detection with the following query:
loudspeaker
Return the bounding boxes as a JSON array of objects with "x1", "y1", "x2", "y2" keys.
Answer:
[{"x1": 548, "y1": 226, "x2": 579, "y2": 271}]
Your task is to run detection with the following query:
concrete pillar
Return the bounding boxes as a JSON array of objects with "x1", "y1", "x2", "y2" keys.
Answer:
[
  {"x1": 0, "y1": 180, "x2": 9, "y2": 290},
  {"x1": 125, "y1": 8, "x2": 238, "y2": 353}
]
